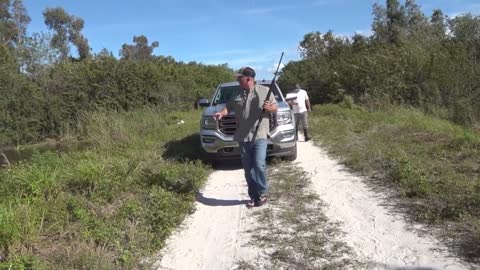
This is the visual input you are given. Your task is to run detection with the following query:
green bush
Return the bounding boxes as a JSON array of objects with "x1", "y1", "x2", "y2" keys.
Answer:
[
  {"x1": 0, "y1": 50, "x2": 233, "y2": 146},
  {"x1": 0, "y1": 108, "x2": 209, "y2": 268}
]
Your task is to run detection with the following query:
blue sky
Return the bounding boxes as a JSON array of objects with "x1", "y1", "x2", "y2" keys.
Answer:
[{"x1": 23, "y1": 0, "x2": 480, "y2": 80}]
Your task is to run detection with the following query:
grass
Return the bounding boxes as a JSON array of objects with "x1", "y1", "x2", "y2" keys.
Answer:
[
  {"x1": 0, "y1": 107, "x2": 210, "y2": 269},
  {"x1": 236, "y1": 162, "x2": 362, "y2": 270},
  {"x1": 308, "y1": 103, "x2": 480, "y2": 263}
]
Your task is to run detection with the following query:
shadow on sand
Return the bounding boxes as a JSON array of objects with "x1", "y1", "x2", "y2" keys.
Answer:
[{"x1": 195, "y1": 192, "x2": 249, "y2": 207}]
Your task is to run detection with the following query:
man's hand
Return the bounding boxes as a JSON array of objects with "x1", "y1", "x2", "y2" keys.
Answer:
[
  {"x1": 213, "y1": 112, "x2": 224, "y2": 120},
  {"x1": 263, "y1": 101, "x2": 277, "y2": 113},
  {"x1": 213, "y1": 107, "x2": 228, "y2": 120}
]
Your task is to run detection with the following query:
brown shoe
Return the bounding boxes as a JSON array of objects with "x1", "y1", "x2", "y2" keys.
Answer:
[
  {"x1": 254, "y1": 196, "x2": 267, "y2": 207},
  {"x1": 246, "y1": 199, "x2": 255, "y2": 208}
]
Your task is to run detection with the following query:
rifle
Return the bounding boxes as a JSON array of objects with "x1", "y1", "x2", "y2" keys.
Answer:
[{"x1": 252, "y1": 52, "x2": 284, "y2": 142}]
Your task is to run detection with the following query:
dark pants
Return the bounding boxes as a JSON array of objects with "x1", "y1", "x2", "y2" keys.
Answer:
[
  {"x1": 239, "y1": 139, "x2": 268, "y2": 201},
  {"x1": 295, "y1": 112, "x2": 309, "y2": 130},
  {"x1": 295, "y1": 112, "x2": 310, "y2": 140}
]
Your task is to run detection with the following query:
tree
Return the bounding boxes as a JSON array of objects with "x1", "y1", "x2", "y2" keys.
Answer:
[
  {"x1": 386, "y1": 0, "x2": 407, "y2": 44},
  {"x1": 372, "y1": 3, "x2": 388, "y2": 43},
  {"x1": 120, "y1": 35, "x2": 159, "y2": 60},
  {"x1": 448, "y1": 14, "x2": 480, "y2": 74},
  {"x1": 404, "y1": 0, "x2": 427, "y2": 39},
  {"x1": 448, "y1": 14, "x2": 480, "y2": 44},
  {"x1": 0, "y1": 44, "x2": 43, "y2": 145},
  {"x1": 43, "y1": 7, "x2": 69, "y2": 59},
  {"x1": 11, "y1": 0, "x2": 29, "y2": 46},
  {"x1": 43, "y1": 7, "x2": 90, "y2": 60},
  {"x1": 299, "y1": 31, "x2": 326, "y2": 59},
  {"x1": 352, "y1": 33, "x2": 369, "y2": 52},
  {"x1": 372, "y1": 0, "x2": 408, "y2": 44},
  {"x1": 68, "y1": 16, "x2": 89, "y2": 60},
  {"x1": 95, "y1": 48, "x2": 114, "y2": 58},
  {"x1": 11, "y1": 0, "x2": 30, "y2": 71},
  {"x1": 430, "y1": 9, "x2": 446, "y2": 40},
  {"x1": 0, "y1": 0, "x2": 15, "y2": 46},
  {"x1": 22, "y1": 32, "x2": 60, "y2": 78}
]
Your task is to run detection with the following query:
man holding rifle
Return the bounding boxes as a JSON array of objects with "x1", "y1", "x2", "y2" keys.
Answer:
[{"x1": 213, "y1": 67, "x2": 278, "y2": 207}]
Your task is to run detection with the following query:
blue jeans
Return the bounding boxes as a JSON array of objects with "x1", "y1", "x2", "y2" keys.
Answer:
[{"x1": 239, "y1": 139, "x2": 268, "y2": 201}]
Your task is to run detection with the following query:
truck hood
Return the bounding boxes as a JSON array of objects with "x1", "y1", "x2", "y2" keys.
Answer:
[
  {"x1": 202, "y1": 104, "x2": 227, "y2": 117},
  {"x1": 202, "y1": 102, "x2": 289, "y2": 117}
]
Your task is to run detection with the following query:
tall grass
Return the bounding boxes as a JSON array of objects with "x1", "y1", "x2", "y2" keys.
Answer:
[
  {"x1": 0, "y1": 107, "x2": 209, "y2": 269},
  {"x1": 308, "y1": 103, "x2": 480, "y2": 262}
]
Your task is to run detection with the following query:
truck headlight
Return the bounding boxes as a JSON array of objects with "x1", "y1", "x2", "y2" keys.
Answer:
[
  {"x1": 203, "y1": 116, "x2": 217, "y2": 129},
  {"x1": 276, "y1": 111, "x2": 292, "y2": 125}
]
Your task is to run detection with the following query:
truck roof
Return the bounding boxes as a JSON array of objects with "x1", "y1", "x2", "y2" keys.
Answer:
[{"x1": 217, "y1": 80, "x2": 276, "y2": 88}]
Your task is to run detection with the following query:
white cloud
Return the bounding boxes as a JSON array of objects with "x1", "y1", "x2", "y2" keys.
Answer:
[
  {"x1": 240, "y1": 5, "x2": 297, "y2": 15},
  {"x1": 267, "y1": 62, "x2": 285, "y2": 74},
  {"x1": 448, "y1": 12, "x2": 463, "y2": 18},
  {"x1": 446, "y1": 2, "x2": 480, "y2": 18},
  {"x1": 354, "y1": 29, "x2": 373, "y2": 37}
]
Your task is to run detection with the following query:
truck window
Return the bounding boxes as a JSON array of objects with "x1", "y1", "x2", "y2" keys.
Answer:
[
  {"x1": 212, "y1": 86, "x2": 242, "y2": 105},
  {"x1": 260, "y1": 83, "x2": 282, "y2": 102},
  {"x1": 212, "y1": 83, "x2": 282, "y2": 105}
]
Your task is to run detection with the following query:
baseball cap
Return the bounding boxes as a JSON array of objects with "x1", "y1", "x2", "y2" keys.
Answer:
[{"x1": 234, "y1": 67, "x2": 256, "y2": 78}]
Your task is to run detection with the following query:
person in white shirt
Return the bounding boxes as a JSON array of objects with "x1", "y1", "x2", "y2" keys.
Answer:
[{"x1": 285, "y1": 84, "x2": 312, "y2": 141}]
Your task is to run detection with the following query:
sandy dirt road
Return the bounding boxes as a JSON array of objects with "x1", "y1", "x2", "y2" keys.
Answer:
[
  {"x1": 153, "y1": 165, "x2": 261, "y2": 270},
  {"x1": 154, "y1": 138, "x2": 474, "y2": 270}
]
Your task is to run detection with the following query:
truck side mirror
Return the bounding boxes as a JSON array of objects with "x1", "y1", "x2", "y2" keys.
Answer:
[{"x1": 198, "y1": 98, "x2": 210, "y2": 107}]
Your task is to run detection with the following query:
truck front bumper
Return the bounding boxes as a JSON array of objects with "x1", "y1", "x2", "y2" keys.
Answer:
[{"x1": 200, "y1": 126, "x2": 296, "y2": 159}]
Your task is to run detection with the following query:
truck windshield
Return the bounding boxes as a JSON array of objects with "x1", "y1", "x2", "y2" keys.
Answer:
[
  {"x1": 212, "y1": 86, "x2": 242, "y2": 105},
  {"x1": 212, "y1": 84, "x2": 282, "y2": 105}
]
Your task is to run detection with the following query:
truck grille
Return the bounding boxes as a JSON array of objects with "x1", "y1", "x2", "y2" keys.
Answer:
[
  {"x1": 269, "y1": 113, "x2": 276, "y2": 130},
  {"x1": 218, "y1": 114, "x2": 277, "y2": 136},
  {"x1": 219, "y1": 115, "x2": 236, "y2": 135}
]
